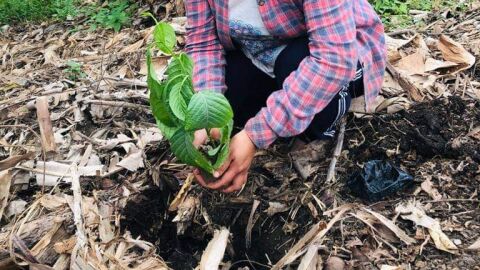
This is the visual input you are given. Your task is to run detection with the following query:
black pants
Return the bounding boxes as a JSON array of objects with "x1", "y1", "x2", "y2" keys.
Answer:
[{"x1": 224, "y1": 37, "x2": 364, "y2": 142}]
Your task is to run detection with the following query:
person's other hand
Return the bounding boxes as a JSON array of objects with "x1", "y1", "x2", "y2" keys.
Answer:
[
  {"x1": 192, "y1": 128, "x2": 221, "y2": 148},
  {"x1": 194, "y1": 129, "x2": 256, "y2": 193}
]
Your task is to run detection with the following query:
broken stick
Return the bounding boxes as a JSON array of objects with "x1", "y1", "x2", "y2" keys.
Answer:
[
  {"x1": 35, "y1": 97, "x2": 57, "y2": 153},
  {"x1": 326, "y1": 119, "x2": 346, "y2": 183},
  {"x1": 199, "y1": 228, "x2": 230, "y2": 270},
  {"x1": 271, "y1": 205, "x2": 352, "y2": 270},
  {"x1": 385, "y1": 61, "x2": 424, "y2": 102}
]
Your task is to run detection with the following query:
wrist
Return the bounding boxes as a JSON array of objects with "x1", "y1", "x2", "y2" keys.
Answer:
[{"x1": 241, "y1": 129, "x2": 257, "y2": 151}]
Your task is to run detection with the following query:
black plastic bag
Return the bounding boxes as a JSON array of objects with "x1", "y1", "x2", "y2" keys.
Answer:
[{"x1": 347, "y1": 160, "x2": 414, "y2": 202}]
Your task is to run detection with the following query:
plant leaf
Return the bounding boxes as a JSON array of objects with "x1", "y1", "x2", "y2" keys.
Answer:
[
  {"x1": 181, "y1": 79, "x2": 194, "y2": 102},
  {"x1": 147, "y1": 49, "x2": 176, "y2": 126},
  {"x1": 169, "y1": 78, "x2": 189, "y2": 121},
  {"x1": 213, "y1": 143, "x2": 229, "y2": 170},
  {"x1": 154, "y1": 22, "x2": 176, "y2": 54},
  {"x1": 163, "y1": 74, "x2": 185, "y2": 99},
  {"x1": 156, "y1": 120, "x2": 178, "y2": 140},
  {"x1": 212, "y1": 120, "x2": 233, "y2": 169},
  {"x1": 160, "y1": 73, "x2": 187, "y2": 124},
  {"x1": 208, "y1": 144, "x2": 222, "y2": 157},
  {"x1": 167, "y1": 53, "x2": 193, "y2": 78},
  {"x1": 150, "y1": 85, "x2": 172, "y2": 124},
  {"x1": 220, "y1": 120, "x2": 234, "y2": 144},
  {"x1": 170, "y1": 129, "x2": 214, "y2": 174},
  {"x1": 185, "y1": 91, "x2": 233, "y2": 131}
]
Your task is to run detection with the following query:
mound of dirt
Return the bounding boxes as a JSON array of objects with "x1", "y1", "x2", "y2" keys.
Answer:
[{"x1": 347, "y1": 96, "x2": 480, "y2": 162}]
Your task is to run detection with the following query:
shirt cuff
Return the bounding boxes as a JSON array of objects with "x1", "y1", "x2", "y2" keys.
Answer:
[{"x1": 244, "y1": 111, "x2": 278, "y2": 149}]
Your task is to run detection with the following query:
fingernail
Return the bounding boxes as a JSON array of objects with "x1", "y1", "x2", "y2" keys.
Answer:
[
  {"x1": 213, "y1": 172, "x2": 220, "y2": 178},
  {"x1": 193, "y1": 168, "x2": 199, "y2": 174}
]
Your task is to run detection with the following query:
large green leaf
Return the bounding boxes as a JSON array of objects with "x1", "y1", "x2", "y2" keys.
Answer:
[
  {"x1": 185, "y1": 91, "x2": 233, "y2": 131},
  {"x1": 160, "y1": 74, "x2": 186, "y2": 124},
  {"x1": 167, "y1": 53, "x2": 193, "y2": 78},
  {"x1": 181, "y1": 79, "x2": 194, "y2": 102},
  {"x1": 163, "y1": 74, "x2": 185, "y2": 100},
  {"x1": 150, "y1": 85, "x2": 173, "y2": 125},
  {"x1": 153, "y1": 22, "x2": 176, "y2": 54},
  {"x1": 147, "y1": 50, "x2": 176, "y2": 126},
  {"x1": 156, "y1": 120, "x2": 178, "y2": 140},
  {"x1": 170, "y1": 129, "x2": 214, "y2": 174},
  {"x1": 168, "y1": 77, "x2": 189, "y2": 121}
]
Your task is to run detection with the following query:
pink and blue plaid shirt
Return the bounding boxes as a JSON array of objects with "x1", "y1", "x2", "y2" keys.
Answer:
[{"x1": 185, "y1": 0, "x2": 387, "y2": 148}]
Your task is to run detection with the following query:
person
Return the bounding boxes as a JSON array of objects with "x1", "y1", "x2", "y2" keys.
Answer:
[{"x1": 185, "y1": 0, "x2": 387, "y2": 193}]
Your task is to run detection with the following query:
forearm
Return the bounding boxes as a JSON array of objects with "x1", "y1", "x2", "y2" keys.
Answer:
[{"x1": 244, "y1": 0, "x2": 358, "y2": 149}]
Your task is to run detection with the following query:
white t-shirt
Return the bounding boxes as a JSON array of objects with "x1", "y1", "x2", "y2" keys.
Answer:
[{"x1": 228, "y1": 0, "x2": 287, "y2": 77}]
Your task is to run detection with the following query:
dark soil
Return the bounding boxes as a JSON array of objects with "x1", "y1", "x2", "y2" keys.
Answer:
[
  {"x1": 121, "y1": 96, "x2": 480, "y2": 269},
  {"x1": 345, "y1": 96, "x2": 480, "y2": 162}
]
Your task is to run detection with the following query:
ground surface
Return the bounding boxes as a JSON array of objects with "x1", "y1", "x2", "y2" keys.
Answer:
[{"x1": 123, "y1": 97, "x2": 480, "y2": 269}]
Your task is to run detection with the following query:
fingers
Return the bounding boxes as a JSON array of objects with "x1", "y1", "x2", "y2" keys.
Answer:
[
  {"x1": 207, "y1": 164, "x2": 237, "y2": 190},
  {"x1": 222, "y1": 172, "x2": 247, "y2": 193},
  {"x1": 192, "y1": 129, "x2": 207, "y2": 148},
  {"x1": 213, "y1": 156, "x2": 232, "y2": 178},
  {"x1": 193, "y1": 129, "x2": 221, "y2": 149},
  {"x1": 210, "y1": 128, "x2": 221, "y2": 141},
  {"x1": 193, "y1": 168, "x2": 208, "y2": 187}
]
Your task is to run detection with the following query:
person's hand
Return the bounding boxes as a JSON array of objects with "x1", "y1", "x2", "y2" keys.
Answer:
[
  {"x1": 192, "y1": 128, "x2": 221, "y2": 148},
  {"x1": 194, "y1": 129, "x2": 256, "y2": 193}
]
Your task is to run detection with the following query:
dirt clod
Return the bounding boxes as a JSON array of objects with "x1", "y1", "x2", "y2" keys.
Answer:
[{"x1": 325, "y1": 256, "x2": 346, "y2": 270}]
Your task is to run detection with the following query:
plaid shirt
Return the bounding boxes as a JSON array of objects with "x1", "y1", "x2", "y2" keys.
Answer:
[{"x1": 185, "y1": 0, "x2": 386, "y2": 148}]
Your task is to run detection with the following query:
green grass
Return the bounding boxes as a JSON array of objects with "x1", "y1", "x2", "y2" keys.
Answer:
[
  {"x1": 0, "y1": 0, "x2": 135, "y2": 32},
  {"x1": 0, "y1": 0, "x2": 77, "y2": 25},
  {"x1": 83, "y1": 0, "x2": 136, "y2": 32},
  {"x1": 369, "y1": 0, "x2": 474, "y2": 30}
]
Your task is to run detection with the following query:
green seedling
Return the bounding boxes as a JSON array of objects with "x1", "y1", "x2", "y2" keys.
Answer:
[
  {"x1": 64, "y1": 60, "x2": 86, "y2": 81},
  {"x1": 85, "y1": 0, "x2": 134, "y2": 32},
  {"x1": 146, "y1": 17, "x2": 233, "y2": 176}
]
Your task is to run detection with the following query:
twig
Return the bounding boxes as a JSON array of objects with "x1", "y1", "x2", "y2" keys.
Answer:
[
  {"x1": 93, "y1": 40, "x2": 108, "y2": 95},
  {"x1": 419, "y1": 235, "x2": 430, "y2": 255},
  {"x1": 326, "y1": 119, "x2": 346, "y2": 184},
  {"x1": 0, "y1": 152, "x2": 35, "y2": 171},
  {"x1": 83, "y1": 99, "x2": 150, "y2": 110},
  {"x1": 271, "y1": 204, "x2": 352, "y2": 270},
  {"x1": 229, "y1": 259, "x2": 271, "y2": 269},
  {"x1": 103, "y1": 76, "x2": 148, "y2": 88},
  {"x1": 11, "y1": 235, "x2": 39, "y2": 264},
  {"x1": 15, "y1": 165, "x2": 68, "y2": 177},
  {"x1": 8, "y1": 199, "x2": 42, "y2": 265},
  {"x1": 168, "y1": 173, "x2": 194, "y2": 211},
  {"x1": 69, "y1": 164, "x2": 87, "y2": 270},
  {"x1": 245, "y1": 200, "x2": 260, "y2": 249},
  {"x1": 387, "y1": 29, "x2": 416, "y2": 37},
  {"x1": 424, "y1": 198, "x2": 480, "y2": 203}
]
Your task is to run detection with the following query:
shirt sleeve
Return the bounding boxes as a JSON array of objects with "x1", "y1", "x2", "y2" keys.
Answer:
[
  {"x1": 244, "y1": 0, "x2": 359, "y2": 148},
  {"x1": 185, "y1": 0, "x2": 227, "y2": 93}
]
